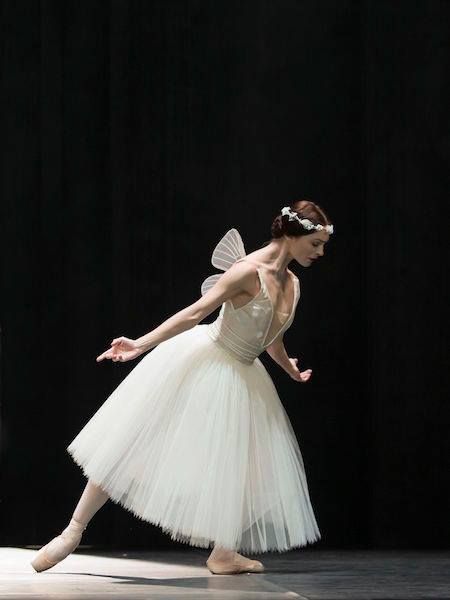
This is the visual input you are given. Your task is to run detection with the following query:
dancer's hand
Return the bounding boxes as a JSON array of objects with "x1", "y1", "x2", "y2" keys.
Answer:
[
  {"x1": 287, "y1": 358, "x2": 312, "y2": 382},
  {"x1": 96, "y1": 337, "x2": 141, "y2": 363}
]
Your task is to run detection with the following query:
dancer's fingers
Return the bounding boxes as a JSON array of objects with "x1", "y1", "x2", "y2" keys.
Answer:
[{"x1": 97, "y1": 349, "x2": 114, "y2": 362}]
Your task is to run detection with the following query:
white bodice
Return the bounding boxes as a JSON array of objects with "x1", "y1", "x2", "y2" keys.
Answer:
[{"x1": 207, "y1": 267, "x2": 300, "y2": 364}]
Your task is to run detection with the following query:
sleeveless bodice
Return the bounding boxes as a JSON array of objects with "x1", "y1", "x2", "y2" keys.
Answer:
[{"x1": 206, "y1": 268, "x2": 300, "y2": 364}]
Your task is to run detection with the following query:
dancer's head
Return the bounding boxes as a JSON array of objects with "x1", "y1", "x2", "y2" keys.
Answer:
[{"x1": 270, "y1": 199, "x2": 333, "y2": 267}]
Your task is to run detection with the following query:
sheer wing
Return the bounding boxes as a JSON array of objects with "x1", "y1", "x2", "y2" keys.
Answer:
[
  {"x1": 200, "y1": 228, "x2": 247, "y2": 296},
  {"x1": 200, "y1": 274, "x2": 222, "y2": 296},
  {"x1": 211, "y1": 228, "x2": 246, "y2": 270}
]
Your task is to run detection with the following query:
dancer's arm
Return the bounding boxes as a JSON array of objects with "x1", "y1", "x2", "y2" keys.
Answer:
[
  {"x1": 96, "y1": 261, "x2": 259, "y2": 362},
  {"x1": 266, "y1": 335, "x2": 312, "y2": 383},
  {"x1": 265, "y1": 334, "x2": 292, "y2": 372}
]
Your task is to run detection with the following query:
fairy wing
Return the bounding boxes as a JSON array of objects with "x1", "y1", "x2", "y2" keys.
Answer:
[
  {"x1": 211, "y1": 228, "x2": 246, "y2": 270},
  {"x1": 200, "y1": 274, "x2": 222, "y2": 296},
  {"x1": 200, "y1": 228, "x2": 247, "y2": 295}
]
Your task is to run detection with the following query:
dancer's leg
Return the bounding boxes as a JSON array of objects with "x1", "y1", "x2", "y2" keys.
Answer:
[
  {"x1": 31, "y1": 479, "x2": 110, "y2": 572},
  {"x1": 208, "y1": 545, "x2": 235, "y2": 561},
  {"x1": 72, "y1": 479, "x2": 110, "y2": 527},
  {"x1": 206, "y1": 543, "x2": 265, "y2": 574}
]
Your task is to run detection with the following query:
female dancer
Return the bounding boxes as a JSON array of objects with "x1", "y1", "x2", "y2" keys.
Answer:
[{"x1": 31, "y1": 199, "x2": 333, "y2": 575}]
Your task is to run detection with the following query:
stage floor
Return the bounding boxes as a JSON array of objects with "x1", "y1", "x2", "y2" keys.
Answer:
[{"x1": 1, "y1": 548, "x2": 449, "y2": 599}]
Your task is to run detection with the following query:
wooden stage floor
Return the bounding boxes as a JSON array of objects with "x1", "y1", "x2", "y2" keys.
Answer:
[{"x1": 1, "y1": 548, "x2": 449, "y2": 599}]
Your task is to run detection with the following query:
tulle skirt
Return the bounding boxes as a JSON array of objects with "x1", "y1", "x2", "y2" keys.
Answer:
[{"x1": 66, "y1": 324, "x2": 321, "y2": 554}]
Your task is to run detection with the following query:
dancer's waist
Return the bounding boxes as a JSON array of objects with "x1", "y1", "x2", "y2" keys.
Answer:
[{"x1": 206, "y1": 320, "x2": 260, "y2": 365}]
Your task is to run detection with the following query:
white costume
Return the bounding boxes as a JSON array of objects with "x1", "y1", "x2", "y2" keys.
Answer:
[{"x1": 67, "y1": 229, "x2": 321, "y2": 554}]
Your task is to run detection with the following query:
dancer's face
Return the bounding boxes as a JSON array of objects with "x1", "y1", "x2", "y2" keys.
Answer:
[{"x1": 285, "y1": 231, "x2": 330, "y2": 267}]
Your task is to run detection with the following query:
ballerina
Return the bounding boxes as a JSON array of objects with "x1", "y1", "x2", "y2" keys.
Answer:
[{"x1": 31, "y1": 199, "x2": 333, "y2": 575}]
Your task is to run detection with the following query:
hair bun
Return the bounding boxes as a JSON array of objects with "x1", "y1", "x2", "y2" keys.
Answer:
[{"x1": 270, "y1": 215, "x2": 284, "y2": 238}]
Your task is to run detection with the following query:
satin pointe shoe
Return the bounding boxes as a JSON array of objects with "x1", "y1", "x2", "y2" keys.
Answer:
[
  {"x1": 30, "y1": 518, "x2": 86, "y2": 573},
  {"x1": 206, "y1": 552, "x2": 265, "y2": 575}
]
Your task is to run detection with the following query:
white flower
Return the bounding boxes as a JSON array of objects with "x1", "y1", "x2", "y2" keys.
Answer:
[
  {"x1": 280, "y1": 206, "x2": 334, "y2": 234},
  {"x1": 300, "y1": 219, "x2": 314, "y2": 230}
]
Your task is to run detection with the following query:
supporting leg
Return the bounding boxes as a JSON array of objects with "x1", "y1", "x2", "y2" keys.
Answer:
[
  {"x1": 206, "y1": 543, "x2": 265, "y2": 575},
  {"x1": 208, "y1": 544, "x2": 235, "y2": 562}
]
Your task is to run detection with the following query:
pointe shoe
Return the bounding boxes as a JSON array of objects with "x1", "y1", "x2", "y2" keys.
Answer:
[
  {"x1": 206, "y1": 552, "x2": 265, "y2": 575},
  {"x1": 31, "y1": 518, "x2": 86, "y2": 573}
]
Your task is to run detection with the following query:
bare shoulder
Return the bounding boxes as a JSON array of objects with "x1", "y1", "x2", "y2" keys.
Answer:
[
  {"x1": 193, "y1": 258, "x2": 259, "y2": 318},
  {"x1": 203, "y1": 259, "x2": 258, "y2": 295},
  {"x1": 226, "y1": 259, "x2": 259, "y2": 288},
  {"x1": 229, "y1": 259, "x2": 259, "y2": 276}
]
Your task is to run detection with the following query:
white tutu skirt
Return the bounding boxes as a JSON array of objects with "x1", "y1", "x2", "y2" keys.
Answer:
[{"x1": 67, "y1": 324, "x2": 321, "y2": 554}]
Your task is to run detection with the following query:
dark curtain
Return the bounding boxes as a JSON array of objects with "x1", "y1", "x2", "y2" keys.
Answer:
[{"x1": 1, "y1": 0, "x2": 448, "y2": 549}]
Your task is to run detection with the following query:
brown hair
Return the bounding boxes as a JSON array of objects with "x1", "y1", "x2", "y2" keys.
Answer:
[{"x1": 270, "y1": 199, "x2": 332, "y2": 239}]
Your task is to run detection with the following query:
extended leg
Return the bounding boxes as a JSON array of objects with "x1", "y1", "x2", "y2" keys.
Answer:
[
  {"x1": 72, "y1": 479, "x2": 110, "y2": 526},
  {"x1": 31, "y1": 479, "x2": 110, "y2": 573}
]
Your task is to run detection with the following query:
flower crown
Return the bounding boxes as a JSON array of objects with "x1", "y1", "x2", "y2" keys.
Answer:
[{"x1": 281, "y1": 206, "x2": 334, "y2": 234}]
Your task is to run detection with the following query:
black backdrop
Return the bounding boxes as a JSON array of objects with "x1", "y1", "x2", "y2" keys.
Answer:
[{"x1": 1, "y1": 0, "x2": 449, "y2": 550}]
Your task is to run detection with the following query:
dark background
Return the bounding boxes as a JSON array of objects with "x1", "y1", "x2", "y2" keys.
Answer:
[{"x1": 1, "y1": 0, "x2": 449, "y2": 550}]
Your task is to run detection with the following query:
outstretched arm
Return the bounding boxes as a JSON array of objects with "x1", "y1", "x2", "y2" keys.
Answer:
[
  {"x1": 96, "y1": 261, "x2": 259, "y2": 362},
  {"x1": 265, "y1": 334, "x2": 312, "y2": 383}
]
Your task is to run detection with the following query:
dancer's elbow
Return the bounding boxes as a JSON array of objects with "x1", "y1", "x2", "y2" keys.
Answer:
[{"x1": 186, "y1": 302, "x2": 217, "y2": 325}]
